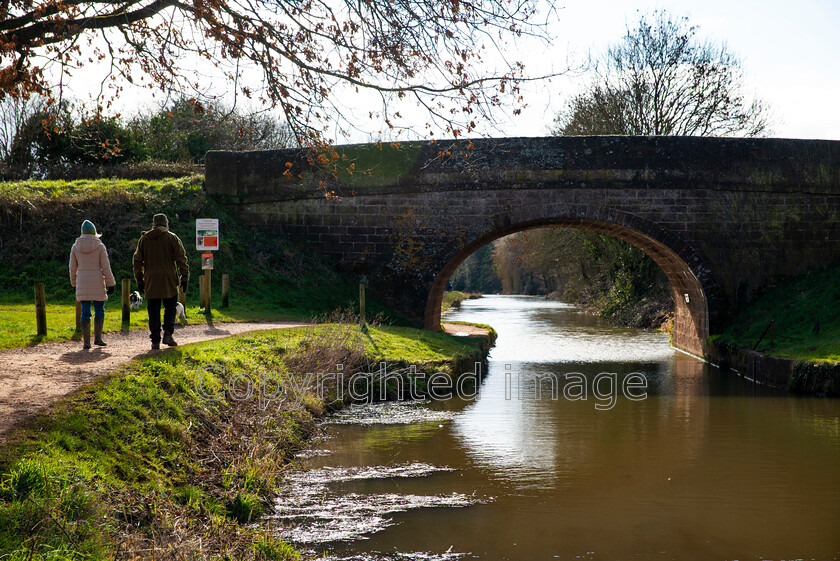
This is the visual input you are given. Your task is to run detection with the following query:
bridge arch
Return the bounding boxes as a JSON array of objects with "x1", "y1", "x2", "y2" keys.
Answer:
[
  {"x1": 425, "y1": 206, "x2": 720, "y2": 356},
  {"x1": 206, "y1": 135, "x2": 840, "y2": 360}
]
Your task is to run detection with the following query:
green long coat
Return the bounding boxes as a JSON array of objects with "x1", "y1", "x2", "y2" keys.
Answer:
[{"x1": 133, "y1": 226, "x2": 189, "y2": 299}]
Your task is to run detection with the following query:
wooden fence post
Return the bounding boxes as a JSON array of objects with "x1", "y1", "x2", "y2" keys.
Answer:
[
  {"x1": 121, "y1": 278, "x2": 131, "y2": 328},
  {"x1": 222, "y1": 274, "x2": 230, "y2": 308},
  {"x1": 359, "y1": 283, "x2": 366, "y2": 326},
  {"x1": 34, "y1": 282, "x2": 47, "y2": 336},
  {"x1": 199, "y1": 275, "x2": 206, "y2": 311},
  {"x1": 204, "y1": 269, "x2": 212, "y2": 314},
  {"x1": 359, "y1": 275, "x2": 368, "y2": 330}
]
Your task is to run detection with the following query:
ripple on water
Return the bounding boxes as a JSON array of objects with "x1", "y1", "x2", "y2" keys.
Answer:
[
  {"x1": 283, "y1": 462, "x2": 454, "y2": 484},
  {"x1": 313, "y1": 552, "x2": 468, "y2": 561},
  {"x1": 273, "y1": 463, "x2": 483, "y2": 544},
  {"x1": 327, "y1": 400, "x2": 459, "y2": 425},
  {"x1": 294, "y1": 447, "x2": 333, "y2": 459}
]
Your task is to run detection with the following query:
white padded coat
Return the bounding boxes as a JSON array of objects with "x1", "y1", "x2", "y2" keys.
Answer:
[{"x1": 69, "y1": 234, "x2": 116, "y2": 302}]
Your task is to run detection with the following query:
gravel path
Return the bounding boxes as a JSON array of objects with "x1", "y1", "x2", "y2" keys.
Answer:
[{"x1": 0, "y1": 321, "x2": 308, "y2": 443}]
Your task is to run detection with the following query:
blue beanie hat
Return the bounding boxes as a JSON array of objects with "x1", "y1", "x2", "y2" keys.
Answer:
[{"x1": 81, "y1": 220, "x2": 100, "y2": 237}]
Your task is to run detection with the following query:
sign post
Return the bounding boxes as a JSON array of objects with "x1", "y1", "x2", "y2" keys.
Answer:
[
  {"x1": 196, "y1": 219, "x2": 219, "y2": 314},
  {"x1": 199, "y1": 275, "x2": 206, "y2": 311},
  {"x1": 202, "y1": 254, "x2": 213, "y2": 312},
  {"x1": 196, "y1": 219, "x2": 219, "y2": 252}
]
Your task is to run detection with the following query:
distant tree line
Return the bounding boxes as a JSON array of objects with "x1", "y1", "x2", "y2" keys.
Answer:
[
  {"x1": 491, "y1": 229, "x2": 672, "y2": 327},
  {"x1": 450, "y1": 245, "x2": 503, "y2": 294},
  {"x1": 0, "y1": 98, "x2": 294, "y2": 179},
  {"x1": 449, "y1": 229, "x2": 672, "y2": 327}
]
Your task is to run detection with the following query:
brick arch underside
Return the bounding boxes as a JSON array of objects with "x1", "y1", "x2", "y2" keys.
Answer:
[{"x1": 425, "y1": 216, "x2": 714, "y2": 357}]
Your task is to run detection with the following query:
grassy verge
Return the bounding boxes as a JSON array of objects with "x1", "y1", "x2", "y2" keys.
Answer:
[
  {"x1": 0, "y1": 177, "x2": 400, "y2": 349},
  {"x1": 0, "y1": 322, "x2": 489, "y2": 560},
  {"x1": 710, "y1": 260, "x2": 840, "y2": 363},
  {"x1": 0, "y1": 298, "x2": 305, "y2": 350},
  {"x1": 440, "y1": 291, "x2": 481, "y2": 315}
]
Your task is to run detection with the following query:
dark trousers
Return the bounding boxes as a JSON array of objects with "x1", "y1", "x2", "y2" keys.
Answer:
[{"x1": 146, "y1": 295, "x2": 178, "y2": 343}]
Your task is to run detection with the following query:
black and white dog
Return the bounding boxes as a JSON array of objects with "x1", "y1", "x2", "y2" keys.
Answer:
[
  {"x1": 130, "y1": 290, "x2": 187, "y2": 324},
  {"x1": 129, "y1": 291, "x2": 143, "y2": 311}
]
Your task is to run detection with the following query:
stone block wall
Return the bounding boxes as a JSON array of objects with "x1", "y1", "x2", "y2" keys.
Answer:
[{"x1": 206, "y1": 136, "x2": 840, "y2": 357}]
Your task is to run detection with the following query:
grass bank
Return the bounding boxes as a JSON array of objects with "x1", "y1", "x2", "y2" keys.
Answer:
[
  {"x1": 0, "y1": 300, "x2": 288, "y2": 349},
  {"x1": 710, "y1": 260, "x2": 840, "y2": 363},
  {"x1": 0, "y1": 178, "x2": 399, "y2": 349},
  {"x1": 440, "y1": 291, "x2": 481, "y2": 315},
  {"x1": 709, "y1": 261, "x2": 840, "y2": 395},
  {"x1": 0, "y1": 322, "x2": 489, "y2": 560}
]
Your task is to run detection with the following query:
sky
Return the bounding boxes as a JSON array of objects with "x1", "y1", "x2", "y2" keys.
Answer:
[
  {"x1": 64, "y1": 0, "x2": 840, "y2": 142},
  {"x1": 508, "y1": 0, "x2": 840, "y2": 140}
]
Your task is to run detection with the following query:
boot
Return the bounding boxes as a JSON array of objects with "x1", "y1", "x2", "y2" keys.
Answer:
[
  {"x1": 81, "y1": 320, "x2": 91, "y2": 349},
  {"x1": 94, "y1": 317, "x2": 107, "y2": 346},
  {"x1": 162, "y1": 333, "x2": 177, "y2": 347}
]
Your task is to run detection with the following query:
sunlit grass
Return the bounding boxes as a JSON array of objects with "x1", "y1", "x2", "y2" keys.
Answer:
[
  {"x1": 0, "y1": 297, "x2": 308, "y2": 349},
  {"x1": 440, "y1": 291, "x2": 482, "y2": 314},
  {"x1": 364, "y1": 324, "x2": 487, "y2": 372},
  {"x1": 0, "y1": 324, "x2": 485, "y2": 559},
  {"x1": 0, "y1": 176, "x2": 203, "y2": 202}
]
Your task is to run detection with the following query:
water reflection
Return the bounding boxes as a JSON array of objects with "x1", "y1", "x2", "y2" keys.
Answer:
[
  {"x1": 461, "y1": 297, "x2": 675, "y2": 364},
  {"x1": 275, "y1": 295, "x2": 840, "y2": 561},
  {"x1": 450, "y1": 297, "x2": 711, "y2": 486}
]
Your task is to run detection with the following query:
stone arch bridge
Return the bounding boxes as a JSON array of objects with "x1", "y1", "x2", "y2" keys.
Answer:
[{"x1": 206, "y1": 136, "x2": 840, "y2": 357}]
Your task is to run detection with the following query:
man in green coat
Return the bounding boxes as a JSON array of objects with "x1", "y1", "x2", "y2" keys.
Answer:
[{"x1": 133, "y1": 214, "x2": 189, "y2": 349}]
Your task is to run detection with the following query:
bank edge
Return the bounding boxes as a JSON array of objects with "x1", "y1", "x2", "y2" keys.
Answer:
[{"x1": 0, "y1": 323, "x2": 491, "y2": 560}]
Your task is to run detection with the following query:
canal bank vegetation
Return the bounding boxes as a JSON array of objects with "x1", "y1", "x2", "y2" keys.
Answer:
[
  {"x1": 711, "y1": 261, "x2": 840, "y2": 362},
  {"x1": 710, "y1": 260, "x2": 840, "y2": 395},
  {"x1": 0, "y1": 322, "x2": 489, "y2": 560},
  {"x1": 440, "y1": 291, "x2": 482, "y2": 314},
  {"x1": 450, "y1": 228, "x2": 674, "y2": 330},
  {"x1": 0, "y1": 177, "x2": 400, "y2": 349}
]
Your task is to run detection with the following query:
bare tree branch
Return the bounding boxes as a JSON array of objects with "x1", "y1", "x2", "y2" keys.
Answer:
[
  {"x1": 554, "y1": 10, "x2": 770, "y2": 138},
  {"x1": 1, "y1": 0, "x2": 561, "y2": 143}
]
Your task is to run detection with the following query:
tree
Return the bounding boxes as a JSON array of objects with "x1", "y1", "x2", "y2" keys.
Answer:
[
  {"x1": 528, "y1": 11, "x2": 773, "y2": 327},
  {"x1": 450, "y1": 244, "x2": 502, "y2": 294},
  {"x1": 1, "y1": 0, "x2": 557, "y2": 142},
  {"x1": 0, "y1": 93, "x2": 47, "y2": 167},
  {"x1": 553, "y1": 10, "x2": 770, "y2": 137},
  {"x1": 1, "y1": 97, "x2": 295, "y2": 177},
  {"x1": 5, "y1": 101, "x2": 74, "y2": 177},
  {"x1": 492, "y1": 235, "x2": 526, "y2": 294},
  {"x1": 513, "y1": 228, "x2": 588, "y2": 295},
  {"x1": 4, "y1": 101, "x2": 151, "y2": 177},
  {"x1": 129, "y1": 99, "x2": 295, "y2": 163}
]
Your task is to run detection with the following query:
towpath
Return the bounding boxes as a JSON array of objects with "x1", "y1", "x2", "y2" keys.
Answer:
[{"x1": 0, "y1": 321, "x2": 307, "y2": 443}]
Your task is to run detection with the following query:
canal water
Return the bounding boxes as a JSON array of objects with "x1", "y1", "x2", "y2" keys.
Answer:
[{"x1": 272, "y1": 295, "x2": 840, "y2": 560}]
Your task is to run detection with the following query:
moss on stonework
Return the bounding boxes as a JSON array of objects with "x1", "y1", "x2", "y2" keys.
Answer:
[{"x1": 332, "y1": 141, "x2": 425, "y2": 188}]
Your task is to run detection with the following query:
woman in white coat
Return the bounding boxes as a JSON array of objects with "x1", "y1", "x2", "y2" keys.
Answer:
[{"x1": 69, "y1": 220, "x2": 116, "y2": 348}]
